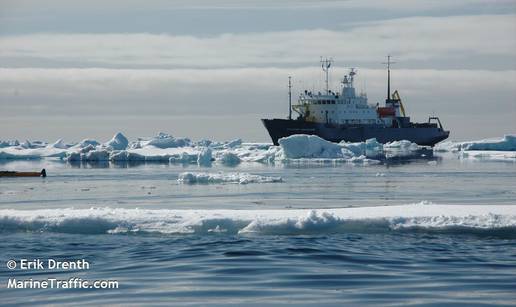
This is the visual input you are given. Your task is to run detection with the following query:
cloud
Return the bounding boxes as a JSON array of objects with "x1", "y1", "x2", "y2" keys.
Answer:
[
  {"x1": 0, "y1": 0, "x2": 501, "y2": 11},
  {"x1": 1, "y1": 67, "x2": 515, "y2": 141},
  {"x1": 1, "y1": 14, "x2": 515, "y2": 69}
]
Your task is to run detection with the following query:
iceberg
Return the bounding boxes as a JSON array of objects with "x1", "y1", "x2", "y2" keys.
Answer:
[
  {"x1": 0, "y1": 140, "x2": 19, "y2": 148},
  {"x1": 49, "y1": 139, "x2": 69, "y2": 149},
  {"x1": 104, "y1": 132, "x2": 128, "y2": 150},
  {"x1": 144, "y1": 132, "x2": 191, "y2": 149},
  {"x1": 217, "y1": 151, "x2": 241, "y2": 165},
  {"x1": 279, "y1": 134, "x2": 344, "y2": 159},
  {"x1": 81, "y1": 149, "x2": 110, "y2": 162},
  {"x1": 73, "y1": 139, "x2": 100, "y2": 149},
  {"x1": 109, "y1": 150, "x2": 146, "y2": 162},
  {"x1": 197, "y1": 147, "x2": 212, "y2": 166}
]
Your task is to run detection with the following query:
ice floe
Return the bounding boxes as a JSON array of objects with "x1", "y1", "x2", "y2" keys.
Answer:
[
  {"x1": 1, "y1": 204, "x2": 515, "y2": 236},
  {"x1": 143, "y1": 132, "x2": 191, "y2": 149},
  {"x1": 6, "y1": 132, "x2": 512, "y2": 164},
  {"x1": 435, "y1": 134, "x2": 516, "y2": 152},
  {"x1": 177, "y1": 172, "x2": 282, "y2": 184},
  {"x1": 104, "y1": 132, "x2": 129, "y2": 150},
  {"x1": 434, "y1": 134, "x2": 516, "y2": 161}
]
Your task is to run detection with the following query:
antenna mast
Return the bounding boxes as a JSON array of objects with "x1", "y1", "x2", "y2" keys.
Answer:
[
  {"x1": 382, "y1": 55, "x2": 396, "y2": 101},
  {"x1": 320, "y1": 57, "x2": 333, "y2": 94},
  {"x1": 288, "y1": 76, "x2": 292, "y2": 120}
]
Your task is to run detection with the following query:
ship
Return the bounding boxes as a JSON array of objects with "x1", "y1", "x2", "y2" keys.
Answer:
[{"x1": 262, "y1": 57, "x2": 450, "y2": 146}]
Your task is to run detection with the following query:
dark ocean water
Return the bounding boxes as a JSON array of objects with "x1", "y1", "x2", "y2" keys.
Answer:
[
  {"x1": 1, "y1": 156, "x2": 515, "y2": 305},
  {"x1": 2, "y1": 233, "x2": 516, "y2": 306}
]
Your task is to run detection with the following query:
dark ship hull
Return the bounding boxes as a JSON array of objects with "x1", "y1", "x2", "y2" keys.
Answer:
[{"x1": 262, "y1": 118, "x2": 449, "y2": 146}]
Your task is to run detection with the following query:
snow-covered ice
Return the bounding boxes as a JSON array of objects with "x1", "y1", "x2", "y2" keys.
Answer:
[
  {"x1": 104, "y1": 132, "x2": 129, "y2": 150},
  {"x1": 0, "y1": 204, "x2": 514, "y2": 236},
  {"x1": 177, "y1": 172, "x2": 282, "y2": 184},
  {"x1": 2, "y1": 132, "x2": 514, "y2": 164},
  {"x1": 435, "y1": 134, "x2": 516, "y2": 161}
]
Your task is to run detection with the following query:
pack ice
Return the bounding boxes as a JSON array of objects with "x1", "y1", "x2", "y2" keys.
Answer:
[
  {"x1": 1, "y1": 132, "x2": 513, "y2": 164},
  {"x1": 435, "y1": 134, "x2": 516, "y2": 161}
]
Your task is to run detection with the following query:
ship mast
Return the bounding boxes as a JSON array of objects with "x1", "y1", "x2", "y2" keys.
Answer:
[
  {"x1": 320, "y1": 57, "x2": 333, "y2": 94},
  {"x1": 382, "y1": 55, "x2": 395, "y2": 101},
  {"x1": 288, "y1": 76, "x2": 292, "y2": 120}
]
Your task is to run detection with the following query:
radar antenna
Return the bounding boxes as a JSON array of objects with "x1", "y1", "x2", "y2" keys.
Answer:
[
  {"x1": 288, "y1": 76, "x2": 292, "y2": 120},
  {"x1": 342, "y1": 68, "x2": 357, "y2": 88},
  {"x1": 349, "y1": 68, "x2": 356, "y2": 86},
  {"x1": 382, "y1": 55, "x2": 396, "y2": 101},
  {"x1": 320, "y1": 57, "x2": 333, "y2": 94}
]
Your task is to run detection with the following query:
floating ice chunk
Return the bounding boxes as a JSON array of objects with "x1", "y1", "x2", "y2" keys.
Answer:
[
  {"x1": 365, "y1": 138, "x2": 384, "y2": 157},
  {"x1": 197, "y1": 147, "x2": 212, "y2": 166},
  {"x1": 73, "y1": 139, "x2": 100, "y2": 149},
  {"x1": 0, "y1": 140, "x2": 19, "y2": 148},
  {"x1": 384, "y1": 140, "x2": 420, "y2": 151},
  {"x1": 144, "y1": 154, "x2": 173, "y2": 162},
  {"x1": 240, "y1": 210, "x2": 340, "y2": 235},
  {"x1": 224, "y1": 139, "x2": 242, "y2": 148},
  {"x1": 196, "y1": 139, "x2": 213, "y2": 147},
  {"x1": 218, "y1": 151, "x2": 241, "y2": 165},
  {"x1": 145, "y1": 132, "x2": 191, "y2": 149},
  {"x1": 178, "y1": 172, "x2": 282, "y2": 184},
  {"x1": 278, "y1": 135, "x2": 388, "y2": 160},
  {"x1": 109, "y1": 150, "x2": 146, "y2": 162},
  {"x1": 435, "y1": 135, "x2": 516, "y2": 152},
  {"x1": 169, "y1": 152, "x2": 196, "y2": 164},
  {"x1": 279, "y1": 134, "x2": 343, "y2": 159},
  {"x1": 463, "y1": 135, "x2": 516, "y2": 151},
  {"x1": 460, "y1": 150, "x2": 516, "y2": 162},
  {"x1": 1, "y1": 204, "x2": 515, "y2": 236},
  {"x1": 105, "y1": 132, "x2": 128, "y2": 150},
  {"x1": 433, "y1": 141, "x2": 458, "y2": 152},
  {"x1": 339, "y1": 138, "x2": 384, "y2": 158},
  {"x1": 49, "y1": 139, "x2": 69, "y2": 149},
  {"x1": 19, "y1": 140, "x2": 33, "y2": 149},
  {"x1": 0, "y1": 151, "x2": 42, "y2": 160},
  {"x1": 65, "y1": 151, "x2": 81, "y2": 162},
  {"x1": 82, "y1": 149, "x2": 110, "y2": 161},
  {"x1": 79, "y1": 144, "x2": 96, "y2": 153}
]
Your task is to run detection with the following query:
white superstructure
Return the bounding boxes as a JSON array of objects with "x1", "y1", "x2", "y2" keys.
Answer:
[{"x1": 292, "y1": 58, "x2": 402, "y2": 127}]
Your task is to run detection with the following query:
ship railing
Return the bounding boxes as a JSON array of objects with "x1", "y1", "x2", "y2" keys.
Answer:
[{"x1": 428, "y1": 117, "x2": 444, "y2": 130}]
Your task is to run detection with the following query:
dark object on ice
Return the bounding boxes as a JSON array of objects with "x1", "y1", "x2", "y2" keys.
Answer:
[{"x1": 0, "y1": 169, "x2": 46, "y2": 177}]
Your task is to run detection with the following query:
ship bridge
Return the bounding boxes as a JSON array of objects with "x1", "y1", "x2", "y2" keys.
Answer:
[{"x1": 294, "y1": 63, "x2": 380, "y2": 125}]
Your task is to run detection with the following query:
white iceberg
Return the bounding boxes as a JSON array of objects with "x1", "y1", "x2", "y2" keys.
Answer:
[
  {"x1": 109, "y1": 150, "x2": 146, "y2": 162},
  {"x1": 49, "y1": 139, "x2": 69, "y2": 149},
  {"x1": 104, "y1": 132, "x2": 128, "y2": 150},
  {"x1": 279, "y1": 134, "x2": 344, "y2": 159},
  {"x1": 144, "y1": 132, "x2": 191, "y2": 149},
  {"x1": 73, "y1": 138, "x2": 100, "y2": 149}
]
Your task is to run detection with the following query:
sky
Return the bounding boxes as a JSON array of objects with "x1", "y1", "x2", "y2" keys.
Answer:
[{"x1": 0, "y1": 0, "x2": 515, "y2": 143}]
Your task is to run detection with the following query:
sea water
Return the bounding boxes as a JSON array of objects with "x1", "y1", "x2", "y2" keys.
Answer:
[{"x1": 1, "y1": 155, "x2": 515, "y2": 305}]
